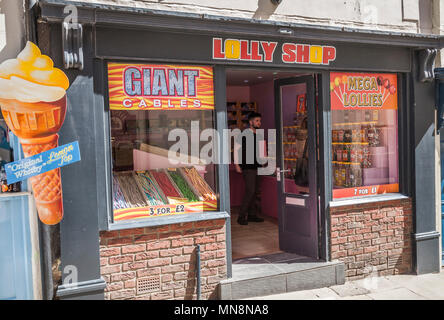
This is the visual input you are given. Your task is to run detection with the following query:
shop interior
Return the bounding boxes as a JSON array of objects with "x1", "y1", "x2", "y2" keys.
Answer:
[{"x1": 226, "y1": 68, "x2": 311, "y2": 261}]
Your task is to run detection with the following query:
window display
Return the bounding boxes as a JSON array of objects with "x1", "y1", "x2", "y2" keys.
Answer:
[
  {"x1": 278, "y1": 82, "x2": 310, "y2": 196},
  {"x1": 107, "y1": 63, "x2": 218, "y2": 221},
  {"x1": 330, "y1": 72, "x2": 399, "y2": 199},
  {"x1": 283, "y1": 93, "x2": 307, "y2": 181}
]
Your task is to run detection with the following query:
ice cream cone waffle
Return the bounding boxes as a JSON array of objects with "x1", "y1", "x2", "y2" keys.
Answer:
[
  {"x1": 0, "y1": 96, "x2": 66, "y2": 139},
  {"x1": 0, "y1": 41, "x2": 69, "y2": 225},
  {"x1": 20, "y1": 134, "x2": 63, "y2": 225}
]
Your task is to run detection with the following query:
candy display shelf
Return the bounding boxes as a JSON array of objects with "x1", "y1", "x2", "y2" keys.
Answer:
[
  {"x1": 332, "y1": 109, "x2": 394, "y2": 189},
  {"x1": 112, "y1": 167, "x2": 217, "y2": 221},
  {"x1": 332, "y1": 142, "x2": 369, "y2": 145},
  {"x1": 332, "y1": 161, "x2": 361, "y2": 165},
  {"x1": 226, "y1": 101, "x2": 257, "y2": 130},
  {"x1": 333, "y1": 121, "x2": 378, "y2": 126}
]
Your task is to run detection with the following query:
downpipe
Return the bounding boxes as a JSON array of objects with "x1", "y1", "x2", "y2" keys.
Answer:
[{"x1": 196, "y1": 244, "x2": 201, "y2": 300}]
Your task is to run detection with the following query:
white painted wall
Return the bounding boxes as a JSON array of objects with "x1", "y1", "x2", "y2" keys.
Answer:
[
  {"x1": 74, "y1": 0, "x2": 439, "y2": 34},
  {"x1": 0, "y1": 0, "x2": 25, "y2": 61},
  {"x1": 0, "y1": 0, "x2": 43, "y2": 298}
]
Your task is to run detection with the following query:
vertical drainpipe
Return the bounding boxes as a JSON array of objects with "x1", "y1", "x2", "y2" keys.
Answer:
[
  {"x1": 39, "y1": 223, "x2": 54, "y2": 300},
  {"x1": 196, "y1": 244, "x2": 201, "y2": 300}
]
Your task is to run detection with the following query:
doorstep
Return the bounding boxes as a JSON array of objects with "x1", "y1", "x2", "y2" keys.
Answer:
[{"x1": 219, "y1": 252, "x2": 345, "y2": 300}]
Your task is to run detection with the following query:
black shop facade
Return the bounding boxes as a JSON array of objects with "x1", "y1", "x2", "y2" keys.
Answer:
[{"x1": 35, "y1": 1, "x2": 442, "y2": 300}]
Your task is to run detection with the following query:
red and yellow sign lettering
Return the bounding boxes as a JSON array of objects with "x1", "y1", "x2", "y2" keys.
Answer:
[
  {"x1": 113, "y1": 200, "x2": 217, "y2": 221},
  {"x1": 330, "y1": 72, "x2": 397, "y2": 110},
  {"x1": 332, "y1": 184, "x2": 399, "y2": 199},
  {"x1": 107, "y1": 63, "x2": 214, "y2": 110},
  {"x1": 212, "y1": 38, "x2": 336, "y2": 65}
]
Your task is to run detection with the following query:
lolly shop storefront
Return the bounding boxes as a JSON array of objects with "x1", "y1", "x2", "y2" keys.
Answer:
[{"x1": 36, "y1": 1, "x2": 442, "y2": 300}]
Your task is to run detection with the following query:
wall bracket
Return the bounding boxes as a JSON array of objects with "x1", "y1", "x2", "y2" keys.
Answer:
[
  {"x1": 62, "y1": 22, "x2": 84, "y2": 70},
  {"x1": 418, "y1": 48, "x2": 437, "y2": 83}
]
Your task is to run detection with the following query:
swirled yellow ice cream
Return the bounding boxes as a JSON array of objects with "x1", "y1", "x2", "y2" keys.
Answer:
[
  {"x1": 0, "y1": 41, "x2": 69, "y2": 103},
  {"x1": 0, "y1": 41, "x2": 70, "y2": 225}
]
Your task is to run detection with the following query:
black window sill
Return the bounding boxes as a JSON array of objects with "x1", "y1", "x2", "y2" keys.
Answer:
[
  {"x1": 107, "y1": 211, "x2": 230, "y2": 231},
  {"x1": 329, "y1": 193, "x2": 410, "y2": 208}
]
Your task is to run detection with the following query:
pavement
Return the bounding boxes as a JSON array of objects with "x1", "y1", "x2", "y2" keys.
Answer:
[{"x1": 249, "y1": 268, "x2": 444, "y2": 300}]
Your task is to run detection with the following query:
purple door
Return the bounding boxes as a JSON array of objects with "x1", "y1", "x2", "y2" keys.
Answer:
[{"x1": 275, "y1": 76, "x2": 319, "y2": 258}]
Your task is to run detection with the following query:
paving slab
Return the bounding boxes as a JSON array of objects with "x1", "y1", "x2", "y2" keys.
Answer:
[
  {"x1": 340, "y1": 294, "x2": 373, "y2": 300},
  {"x1": 329, "y1": 282, "x2": 371, "y2": 297},
  {"x1": 367, "y1": 287, "x2": 426, "y2": 300},
  {"x1": 249, "y1": 270, "x2": 444, "y2": 300},
  {"x1": 353, "y1": 276, "x2": 402, "y2": 293},
  {"x1": 387, "y1": 274, "x2": 444, "y2": 300},
  {"x1": 312, "y1": 287, "x2": 340, "y2": 300}
]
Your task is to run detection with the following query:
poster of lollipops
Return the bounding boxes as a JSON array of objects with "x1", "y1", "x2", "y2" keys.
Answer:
[{"x1": 330, "y1": 72, "x2": 397, "y2": 111}]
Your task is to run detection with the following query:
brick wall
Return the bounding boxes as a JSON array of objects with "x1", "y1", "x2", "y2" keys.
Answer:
[
  {"x1": 99, "y1": 219, "x2": 227, "y2": 300},
  {"x1": 330, "y1": 198, "x2": 413, "y2": 280}
]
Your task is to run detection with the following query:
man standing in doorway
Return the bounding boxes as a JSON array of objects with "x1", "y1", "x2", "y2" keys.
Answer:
[{"x1": 234, "y1": 112, "x2": 265, "y2": 225}]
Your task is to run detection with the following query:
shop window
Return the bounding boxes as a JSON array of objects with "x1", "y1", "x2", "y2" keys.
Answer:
[
  {"x1": 330, "y1": 72, "x2": 399, "y2": 199},
  {"x1": 107, "y1": 63, "x2": 218, "y2": 222}
]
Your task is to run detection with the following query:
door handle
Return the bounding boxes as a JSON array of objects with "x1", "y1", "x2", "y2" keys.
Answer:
[{"x1": 276, "y1": 167, "x2": 290, "y2": 181}]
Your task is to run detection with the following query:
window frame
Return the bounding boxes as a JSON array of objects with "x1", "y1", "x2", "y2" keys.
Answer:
[
  {"x1": 328, "y1": 71, "x2": 411, "y2": 205},
  {"x1": 99, "y1": 60, "x2": 230, "y2": 231}
]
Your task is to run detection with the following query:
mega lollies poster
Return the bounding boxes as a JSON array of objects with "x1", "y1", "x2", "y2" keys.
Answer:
[
  {"x1": 330, "y1": 72, "x2": 397, "y2": 110},
  {"x1": 107, "y1": 63, "x2": 214, "y2": 110},
  {"x1": 0, "y1": 42, "x2": 71, "y2": 225}
]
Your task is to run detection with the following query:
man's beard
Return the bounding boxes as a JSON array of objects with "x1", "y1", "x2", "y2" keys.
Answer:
[{"x1": 253, "y1": 125, "x2": 260, "y2": 129}]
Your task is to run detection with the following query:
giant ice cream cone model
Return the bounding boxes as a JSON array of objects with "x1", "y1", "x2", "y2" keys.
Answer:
[{"x1": 0, "y1": 42, "x2": 70, "y2": 225}]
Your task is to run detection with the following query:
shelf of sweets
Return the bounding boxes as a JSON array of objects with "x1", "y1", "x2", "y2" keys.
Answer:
[
  {"x1": 332, "y1": 121, "x2": 378, "y2": 126},
  {"x1": 333, "y1": 185, "x2": 362, "y2": 189},
  {"x1": 332, "y1": 161, "x2": 361, "y2": 165},
  {"x1": 226, "y1": 101, "x2": 257, "y2": 132},
  {"x1": 332, "y1": 142, "x2": 369, "y2": 145}
]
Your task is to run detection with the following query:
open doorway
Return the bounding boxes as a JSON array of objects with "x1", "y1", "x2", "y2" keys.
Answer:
[{"x1": 226, "y1": 68, "x2": 319, "y2": 262}]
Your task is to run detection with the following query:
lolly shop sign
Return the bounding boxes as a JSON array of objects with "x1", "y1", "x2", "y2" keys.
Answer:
[
  {"x1": 212, "y1": 38, "x2": 337, "y2": 65},
  {"x1": 107, "y1": 63, "x2": 214, "y2": 110},
  {"x1": 330, "y1": 72, "x2": 397, "y2": 110}
]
